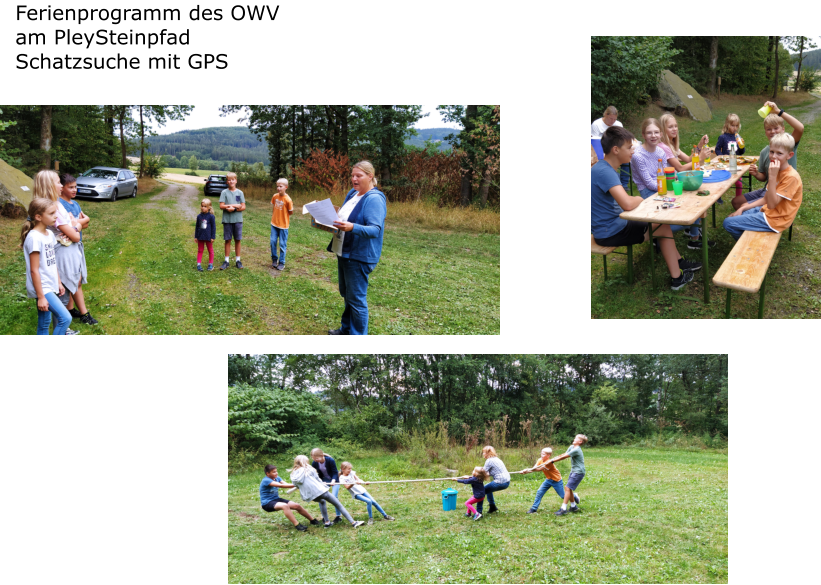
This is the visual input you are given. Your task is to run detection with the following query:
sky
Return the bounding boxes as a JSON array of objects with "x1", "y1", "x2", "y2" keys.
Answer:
[{"x1": 151, "y1": 105, "x2": 462, "y2": 135}]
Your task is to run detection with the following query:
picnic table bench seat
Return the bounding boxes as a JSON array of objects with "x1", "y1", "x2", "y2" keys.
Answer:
[
  {"x1": 592, "y1": 234, "x2": 633, "y2": 284},
  {"x1": 712, "y1": 229, "x2": 782, "y2": 318}
]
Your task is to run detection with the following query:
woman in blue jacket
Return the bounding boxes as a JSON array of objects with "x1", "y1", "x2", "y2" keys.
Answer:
[{"x1": 328, "y1": 160, "x2": 387, "y2": 335}]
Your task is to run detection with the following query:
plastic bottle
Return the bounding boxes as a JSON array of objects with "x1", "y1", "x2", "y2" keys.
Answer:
[
  {"x1": 704, "y1": 140, "x2": 711, "y2": 165},
  {"x1": 692, "y1": 146, "x2": 700, "y2": 171},
  {"x1": 657, "y1": 159, "x2": 667, "y2": 195},
  {"x1": 729, "y1": 142, "x2": 737, "y2": 173}
]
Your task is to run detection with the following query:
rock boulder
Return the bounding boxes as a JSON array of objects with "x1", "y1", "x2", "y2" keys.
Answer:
[
  {"x1": 657, "y1": 70, "x2": 712, "y2": 122},
  {"x1": 0, "y1": 158, "x2": 33, "y2": 217}
]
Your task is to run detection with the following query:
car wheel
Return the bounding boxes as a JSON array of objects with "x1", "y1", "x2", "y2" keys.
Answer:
[
  {"x1": 131, "y1": 186, "x2": 137, "y2": 198},
  {"x1": 110, "y1": 189, "x2": 118, "y2": 202}
]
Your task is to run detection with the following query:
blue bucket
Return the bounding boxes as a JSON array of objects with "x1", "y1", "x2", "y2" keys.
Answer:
[{"x1": 441, "y1": 488, "x2": 458, "y2": 511}]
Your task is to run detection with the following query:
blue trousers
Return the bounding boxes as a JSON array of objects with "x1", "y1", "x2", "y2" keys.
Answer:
[
  {"x1": 723, "y1": 207, "x2": 774, "y2": 241},
  {"x1": 37, "y1": 291, "x2": 72, "y2": 335},
  {"x1": 270, "y1": 226, "x2": 288, "y2": 264},
  {"x1": 337, "y1": 257, "x2": 376, "y2": 335},
  {"x1": 476, "y1": 480, "x2": 509, "y2": 513},
  {"x1": 530, "y1": 478, "x2": 565, "y2": 511},
  {"x1": 354, "y1": 491, "x2": 386, "y2": 518}
]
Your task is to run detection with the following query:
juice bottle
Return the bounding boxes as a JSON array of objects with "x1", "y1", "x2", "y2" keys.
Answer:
[
  {"x1": 704, "y1": 140, "x2": 711, "y2": 165},
  {"x1": 692, "y1": 146, "x2": 700, "y2": 171},
  {"x1": 736, "y1": 133, "x2": 745, "y2": 149},
  {"x1": 657, "y1": 158, "x2": 667, "y2": 195}
]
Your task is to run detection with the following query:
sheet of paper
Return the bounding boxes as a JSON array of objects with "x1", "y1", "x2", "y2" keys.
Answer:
[{"x1": 303, "y1": 198, "x2": 339, "y2": 227}]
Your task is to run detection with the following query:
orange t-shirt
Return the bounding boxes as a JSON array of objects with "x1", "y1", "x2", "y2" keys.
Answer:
[
  {"x1": 535, "y1": 456, "x2": 561, "y2": 481},
  {"x1": 271, "y1": 193, "x2": 294, "y2": 229},
  {"x1": 762, "y1": 165, "x2": 802, "y2": 233}
]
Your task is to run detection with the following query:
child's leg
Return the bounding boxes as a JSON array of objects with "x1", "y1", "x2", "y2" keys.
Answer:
[
  {"x1": 46, "y1": 292, "x2": 72, "y2": 335},
  {"x1": 331, "y1": 483, "x2": 343, "y2": 517},
  {"x1": 531, "y1": 478, "x2": 552, "y2": 510},
  {"x1": 735, "y1": 179, "x2": 743, "y2": 198},
  {"x1": 224, "y1": 238, "x2": 231, "y2": 260},
  {"x1": 72, "y1": 283, "x2": 88, "y2": 314},
  {"x1": 315, "y1": 497, "x2": 329, "y2": 523},
  {"x1": 319, "y1": 491, "x2": 355, "y2": 524},
  {"x1": 274, "y1": 502, "x2": 299, "y2": 526},
  {"x1": 360, "y1": 491, "x2": 386, "y2": 517},
  {"x1": 722, "y1": 207, "x2": 771, "y2": 241},
  {"x1": 278, "y1": 228, "x2": 288, "y2": 264},
  {"x1": 465, "y1": 497, "x2": 479, "y2": 516},
  {"x1": 206, "y1": 241, "x2": 214, "y2": 264},
  {"x1": 553, "y1": 479, "x2": 566, "y2": 501},
  {"x1": 354, "y1": 494, "x2": 374, "y2": 518},
  {"x1": 36, "y1": 301, "x2": 53, "y2": 335},
  {"x1": 270, "y1": 226, "x2": 278, "y2": 262},
  {"x1": 288, "y1": 502, "x2": 314, "y2": 521},
  {"x1": 650, "y1": 224, "x2": 683, "y2": 278},
  {"x1": 197, "y1": 240, "x2": 205, "y2": 264},
  {"x1": 235, "y1": 239, "x2": 242, "y2": 258}
]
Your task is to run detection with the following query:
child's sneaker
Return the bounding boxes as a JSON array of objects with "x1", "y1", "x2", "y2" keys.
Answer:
[
  {"x1": 352, "y1": 520, "x2": 365, "y2": 528},
  {"x1": 65, "y1": 328, "x2": 79, "y2": 335},
  {"x1": 197, "y1": 263, "x2": 203, "y2": 272},
  {"x1": 323, "y1": 522, "x2": 333, "y2": 528},
  {"x1": 465, "y1": 512, "x2": 472, "y2": 517},
  {"x1": 309, "y1": 518, "x2": 321, "y2": 526},
  {"x1": 570, "y1": 506, "x2": 581, "y2": 513},
  {"x1": 295, "y1": 524, "x2": 308, "y2": 531},
  {"x1": 671, "y1": 270, "x2": 694, "y2": 291},
  {"x1": 526, "y1": 508, "x2": 538, "y2": 514},
  {"x1": 487, "y1": 505, "x2": 498, "y2": 514},
  {"x1": 207, "y1": 263, "x2": 214, "y2": 271},
  {"x1": 277, "y1": 262, "x2": 285, "y2": 271},
  {"x1": 678, "y1": 258, "x2": 702, "y2": 272},
  {"x1": 574, "y1": 494, "x2": 580, "y2": 505},
  {"x1": 687, "y1": 236, "x2": 716, "y2": 250},
  {"x1": 236, "y1": 260, "x2": 244, "y2": 269},
  {"x1": 79, "y1": 312, "x2": 98, "y2": 325},
  {"x1": 69, "y1": 308, "x2": 82, "y2": 318},
  {"x1": 683, "y1": 227, "x2": 692, "y2": 237},
  {"x1": 333, "y1": 515, "x2": 343, "y2": 524},
  {"x1": 219, "y1": 261, "x2": 229, "y2": 270},
  {"x1": 367, "y1": 518, "x2": 374, "y2": 525},
  {"x1": 383, "y1": 515, "x2": 395, "y2": 521},
  {"x1": 473, "y1": 512, "x2": 482, "y2": 521},
  {"x1": 554, "y1": 508, "x2": 568, "y2": 516}
]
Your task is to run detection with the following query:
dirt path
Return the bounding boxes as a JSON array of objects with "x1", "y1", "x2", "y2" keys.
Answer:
[
  {"x1": 160, "y1": 173, "x2": 206, "y2": 184},
  {"x1": 795, "y1": 92, "x2": 821, "y2": 125},
  {"x1": 142, "y1": 180, "x2": 200, "y2": 220}
]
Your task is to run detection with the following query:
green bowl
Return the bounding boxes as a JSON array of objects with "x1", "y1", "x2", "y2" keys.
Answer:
[{"x1": 677, "y1": 170, "x2": 703, "y2": 191}]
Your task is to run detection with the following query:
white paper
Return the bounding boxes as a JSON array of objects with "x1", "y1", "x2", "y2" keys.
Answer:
[
  {"x1": 687, "y1": 95, "x2": 693, "y2": 99},
  {"x1": 21, "y1": 186, "x2": 30, "y2": 191},
  {"x1": 303, "y1": 198, "x2": 339, "y2": 227}
]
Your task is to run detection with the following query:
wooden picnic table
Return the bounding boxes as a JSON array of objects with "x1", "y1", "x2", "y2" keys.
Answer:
[{"x1": 620, "y1": 159, "x2": 756, "y2": 304}]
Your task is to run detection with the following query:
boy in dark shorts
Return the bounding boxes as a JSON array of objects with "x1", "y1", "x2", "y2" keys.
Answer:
[
  {"x1": 219, "y1": 172, "x2": 246, "y2": 270},
  {"x1": 592, "y1": 126, "x2": 701, "y2": 290},
  {"x1": 547, "y1": 434, "x2": 587, "y2": 516},
  {"x1": 260, "y1": 464, "x2": 320, "y2": 531}
]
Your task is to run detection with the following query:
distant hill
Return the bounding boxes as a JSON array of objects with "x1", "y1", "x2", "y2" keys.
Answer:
[
  {"x1": 141, "y1": 126, "x2": 268, "y2": 164},
  {"x1": 406, "y1": 127, "x2": 460, "y2": 150},
  {"x1": 792, "y1": 47, "x2": 821, "y2": 70}
]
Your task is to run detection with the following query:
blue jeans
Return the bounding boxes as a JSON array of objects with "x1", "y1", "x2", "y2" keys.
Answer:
[
  {"x1": 270, "y1": 225, "x2": 288, "y2": 264},
  {"x1": 37, "y1": 291, "x2": 72, "y2": 335},
  {"x1": 723, "y1": 207, "x2": 773, "y2": 240},
  {"x1": 476, "y1": 480, "x2": 509, "y2": 513},
  {"x1": 639, "y1": 188, "x2": 701, "y2": 237},
  {"x1": 354, "y1": 491, "x2": 386, "y2": 519},
  {"x1": 530, "y1": 478, "x2": 565, "y2": 511},
  {"x1": 330, "y1": 483, "x2": 342, "y2": 516},
  {"x1": 337, "y1": 257, "x2": 376, "y2": 335}
]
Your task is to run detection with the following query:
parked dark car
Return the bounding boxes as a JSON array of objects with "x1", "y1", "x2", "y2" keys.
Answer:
[
  {"x1": 204, "y1": 174, "x2": 228, "y2": 198},
  {"x1": 75, "y1": 167, "x2": 138, "y2": 201}
]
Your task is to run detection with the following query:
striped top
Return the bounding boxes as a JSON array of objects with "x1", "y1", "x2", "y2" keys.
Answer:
[
  {"x1": 631, "y1": 144, "x2": 666, "y2": 191},
  {"x1": 483, "y1": 457, "x2": 510, "y2": 483}
]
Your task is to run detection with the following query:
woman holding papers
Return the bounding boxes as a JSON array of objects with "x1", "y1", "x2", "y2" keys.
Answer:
[{"x1": 327, "y1": 160, "x2": 387, "y2": 335}]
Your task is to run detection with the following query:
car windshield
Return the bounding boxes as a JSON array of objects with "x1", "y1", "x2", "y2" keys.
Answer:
[
  {"x1": 210, "y1": 176, "x2": 226, "y2": 181},
  {"x1": 82, "y1": 169, "x2": 118, "y2": 180}
]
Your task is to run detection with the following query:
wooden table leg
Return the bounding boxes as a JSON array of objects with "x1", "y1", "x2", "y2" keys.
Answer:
[{"x1": 702, "y1": 219, "x2": 710, "y2": 304}]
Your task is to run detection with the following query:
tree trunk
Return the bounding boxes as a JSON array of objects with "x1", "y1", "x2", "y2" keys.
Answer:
[
  {"x1": 40, "y1": 105, "x2": 53, "y2": 170},
  {"x1": 291, "y1": 106, "x2": 296, "y2": 172},
  {"x1": 479, "y1": 167, "x2": 492, "y2": 207},
  {"x1": 325, "y1": 106, "x2": 335, "y2": 151},
  {"x1": 795, "y1": 37, "x2": 805, "y2": 92},
  {"x1": 772, "y1": 36, "x2": 780, "y2": 100},
  {"x1": 709, "y1": 36, "x2": 719, "y2": 94},
  {"x1": 764, "y1": 36, "x2": 774, "y2": 92},
  {"x1": 104, "y1": 106, "x2": 116, "y2": 163},
  {"x1": 336, "y1": 106, "x2": 349, "y2": 155},
  {"x1": 139, "y1": 105, "x2": 145, "y2": 177},
  {"x1": 380, "y1": 105, "x2": 393, "y2": 184},
  {"x1": 117, "y1": 108, "x2": 127, "y2": 169},
  {"x1": 301, "y1": 106, "x2": 307, "y2": 160},
  {"x1": 460, "y1": 105, "x2": 478, "y2": 207}
]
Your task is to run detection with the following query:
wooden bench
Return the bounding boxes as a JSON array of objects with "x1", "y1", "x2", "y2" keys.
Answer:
[
  {"x1": 591, "y1": 235, "x2": 633, "y2": 284},
  {"x1": 712, "y1": 230, "x2": 782, "y2": 318}
]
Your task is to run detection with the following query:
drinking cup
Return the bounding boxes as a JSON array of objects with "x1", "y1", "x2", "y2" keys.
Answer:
[
  {"x1": 758, "y1": 105, "x2": 772, "y2": 118},
  {"x1": 672, "y1": 181, "x2": 684, "y2": 196}
]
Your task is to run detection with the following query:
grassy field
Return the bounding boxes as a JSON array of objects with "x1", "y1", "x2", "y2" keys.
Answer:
[
  {"x1": 592, "y1": 92, "x2": 821, "y2": 318},
  {"x1": 160, "y1": 167, "x2": 216, "y2": 177},
  {"x1": 0, "y1": 180, "x2": 499, "y2": 334},
  {"x1": 228, "y1": 447, "x2": 728, "y2": 584}
]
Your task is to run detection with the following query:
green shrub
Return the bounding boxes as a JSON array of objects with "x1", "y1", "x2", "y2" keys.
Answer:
[{"x1": 141, "y1": 152, "x2": 166, "y2": 179}]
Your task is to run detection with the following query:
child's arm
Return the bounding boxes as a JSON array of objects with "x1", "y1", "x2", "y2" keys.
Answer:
[
  {"x1": 609, "y1": 184, "x2": 643, "y2": 212},
  {"x1": 728, "y1": 196, "x2": 766, "y2": 217},
  {"x1": 270, "y1": 480, "x2": 295, "y2": 489},
  {"x1": 764, "y1": 160, "x2": 783, "y2": 209},
  {"x1": 58, "y1": 223, "x2": 81, "y2": 243},
  {"x1": 29, "y1": 252, "x2": 50, "y2": 312},
  {"x1": 766, "y1": 102, "x2": 804, "y2": 143},
  {"x1": 77, "y1": 211, "x2": 90, "y2": 229}
]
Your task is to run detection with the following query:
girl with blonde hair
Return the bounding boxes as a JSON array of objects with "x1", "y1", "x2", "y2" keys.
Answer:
[
  {"x1": 339, "y1": 461, "x2": 395, "y2": 525},
  {"x1": 20, "y1": 197, "x2": 73, "y2": 334},
  {"x1": 289, "y1": 455, "x2": 364, "y2": 528},
  {"x1": 475, "y1": 445, "x2": 511, "y2": 515}
]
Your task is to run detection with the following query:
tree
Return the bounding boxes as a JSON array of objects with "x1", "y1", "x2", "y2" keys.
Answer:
[
  {"x1": 136, "y1": 105, "x2": 194, "y2": 177},
  {"x1": 40, "y1": 105, "x2": 53, "y2": 169},
  {"x1": 772, "y1": 36, "x2": 781, "y2": 99},
  {"x1": 189, "y1": 155, "x2": 199, "y2": 171},
  {"x1": 786, "y1": 36, "x2": 818, "y2": 91},
  {"x1": 709, "y1": 36, "x2": 719, "y2": 94}
]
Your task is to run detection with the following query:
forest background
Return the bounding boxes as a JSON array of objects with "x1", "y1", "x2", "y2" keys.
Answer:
[{"x1": 227, "y1": 354, "x2": 728, "y2": 470}]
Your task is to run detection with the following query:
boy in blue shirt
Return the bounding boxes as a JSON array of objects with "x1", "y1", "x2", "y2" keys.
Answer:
[
  {"x1": 592, "y1": 126, "x2": 701, "y2": 290},
  {"x1": 260, "y1": 464, "x2": 320, "y2": 531}
]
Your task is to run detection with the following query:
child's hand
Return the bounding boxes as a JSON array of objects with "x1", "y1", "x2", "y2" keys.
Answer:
[
  {"x1": 211, "y1": 239, "x2": 215, "y2": 243},
  {"x1": 698, "y1": 134, "x2": 709, "y2": 148},
  {"x1": 769, "y1": 158, "x2": 781, "y2": 179},
  {"x1": 765, "y1": 101, "x2": 778, "y2": 111},
  {"x1": 36, "y1": 295, "x2": 49, "y2": 311},
  {"x1": 749, "y1": 163, "x2": 757, "y2": 174},
  {"x1": 58, "y1": 284, "x2": 65, "y2": 297},
  {"x1": 728, "y1": 208, "x2": 743, "y2": 218}
]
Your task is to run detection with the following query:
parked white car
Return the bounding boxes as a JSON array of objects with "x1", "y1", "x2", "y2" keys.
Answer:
[{"x1": 75, "y1": 167, "x2": 138, "y2": 201}]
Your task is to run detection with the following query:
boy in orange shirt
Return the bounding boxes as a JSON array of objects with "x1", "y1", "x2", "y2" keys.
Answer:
[
  {"x1": 723, "y1": 133, "x2": 802, "y2": 240},
  {"x1": 270, "y1": 178, "x2": 294, "y2": 270},
  {"x1": 520, "y1": 447, "x2": 578, "y2": 513}
]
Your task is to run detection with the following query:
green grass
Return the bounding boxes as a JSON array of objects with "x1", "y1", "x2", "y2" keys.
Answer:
[
  {"x1": 592, "y1": 92, "x2": 821, "y2": 318},
  {"x1": 228, "y1": 447, "x2": 728, "y2": 584},
  {"x1": 0, "y1": 183, "x2": 499, "y2": 334}
]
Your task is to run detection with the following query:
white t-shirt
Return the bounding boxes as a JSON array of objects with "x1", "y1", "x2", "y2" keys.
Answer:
[
  {"x1": 47, "y1": 203, "x2": 76, "y2": 244},
  {"x1": 331, "y1": 193, "x2": 365, "y2": 256},
  {"x1": 340, "y1": 471, "x2": 367, "y2": 495},
  {"x1": 24, "y1": 230, "x2": 60, "y2": 298},
  {"x1": 591, "y1": 118, "x2": 623, "y2": 138}
]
